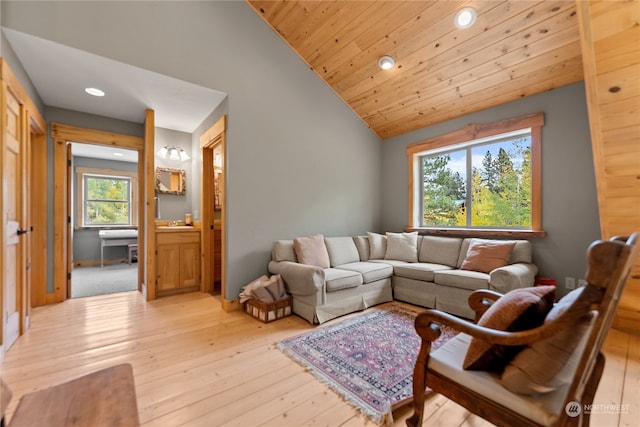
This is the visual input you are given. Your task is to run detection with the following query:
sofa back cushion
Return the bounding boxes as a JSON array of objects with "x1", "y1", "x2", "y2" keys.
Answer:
[
  {"x1": 325, "y1": 237, "x2": 361, "y2": 267},
  {"x1": 457, "y1": 238, "x2": 532, "y2": 267},
  {"x1": 367, "y1": 232, "x2": 387, "y2": 260},
  {"x1": 419, "y1": 236, "x2": 463, "y2": 267},
  {"x1": 385, "y1": 232, "x2": 418, "y2": 262},
  {"x1": 353, "y1": 236, "x2": 370, "y2": 261},
  {"x1": 273, "y1": 240, "x2": 297, "y2": 262}
]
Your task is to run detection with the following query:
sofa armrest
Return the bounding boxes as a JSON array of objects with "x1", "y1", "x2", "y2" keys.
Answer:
[
  {"x1": 268, "y1": 261, "x2": 325, "y2": 296},
  {"x1": 489, "y1": 262, "x2": 538, "y2": 293}
]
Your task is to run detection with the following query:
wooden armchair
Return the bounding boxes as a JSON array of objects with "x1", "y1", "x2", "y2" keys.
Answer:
[{"x1": 408, "y1": 233, "x2": 639, "y2": 427}]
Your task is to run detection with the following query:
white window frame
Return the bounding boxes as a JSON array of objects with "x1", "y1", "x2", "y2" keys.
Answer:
[{"x1": 76, "y1": 167, "x2": 138, "y2": 228}]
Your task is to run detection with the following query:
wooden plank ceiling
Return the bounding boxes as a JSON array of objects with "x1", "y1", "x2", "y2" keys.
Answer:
[{"x1": 247, "y1": 1, "x2": 584, "y2": 139}]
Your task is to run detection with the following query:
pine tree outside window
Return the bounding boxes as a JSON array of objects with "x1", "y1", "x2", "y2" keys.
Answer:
[{"x1": 420, "y1": 132, "x2": 531, "y2": 228}]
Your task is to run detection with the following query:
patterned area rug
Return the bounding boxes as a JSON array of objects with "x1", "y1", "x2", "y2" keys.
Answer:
[{"x1": 278, "y1": 303, "x2": 457, "y2": 425}]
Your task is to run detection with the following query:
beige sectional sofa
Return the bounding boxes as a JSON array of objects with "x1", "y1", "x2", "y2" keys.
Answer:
[{"x1": 268, "y1": 232, "x2": 538, "y2": 324}]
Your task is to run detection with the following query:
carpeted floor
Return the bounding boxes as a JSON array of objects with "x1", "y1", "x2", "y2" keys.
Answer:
[
  {"x1": 278, "y1": 302, "x2": 457, "y2": 426},
  {"x1": 71, "y1": 264, "x2": 138, "y2": 298}
]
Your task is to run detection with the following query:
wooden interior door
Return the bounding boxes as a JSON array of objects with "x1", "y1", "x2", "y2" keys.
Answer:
[{"x1": 3, "y1": 87, "x2": 25, "y2": 351}]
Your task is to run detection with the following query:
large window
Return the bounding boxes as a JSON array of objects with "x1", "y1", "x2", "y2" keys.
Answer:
[
  {"x1": 408, "y1": 113, "x2": 544, "y2": 235},
  {"x1": 76, "y1": 167, "x2": 138, "y2": 228}
]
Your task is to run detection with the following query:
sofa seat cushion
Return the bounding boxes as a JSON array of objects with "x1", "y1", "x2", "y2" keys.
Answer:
[
  {"x1": 394, "y1": 263, "x2": 454, "y2": 282},
  {"x1": 369, "y1": 259, "x2": 407, "y2": 268},
  {"x1": 324, "y1": 268, "x2": 363, "y2": 292},
  {"x1": 335, "y1": 262, "x2": 393, "y2": 284},
  {"x1": 434, "y1": 269, "x2": 490, "y2": 291}
]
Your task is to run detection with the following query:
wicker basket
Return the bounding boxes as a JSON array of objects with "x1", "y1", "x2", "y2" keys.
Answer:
[{"x1": 244, "y1": 295, "x2": 293, "y2": 323}]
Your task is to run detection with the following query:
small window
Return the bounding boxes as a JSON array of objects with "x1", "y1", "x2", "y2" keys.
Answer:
[
  {"x1": 408, "y1": 113, "x2": 543, "y2": 235},
  {"x1": 76, "y1": 167, "x2": 138, "y2": 228},
  {"x1": 83, "y1": 174, "x2": 131, "y2": 226}
]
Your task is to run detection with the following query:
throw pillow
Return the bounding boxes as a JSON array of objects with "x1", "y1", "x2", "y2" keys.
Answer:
[
  {"x1": 293, "y1": 234, "x2": 330, "y2": 268},
  {"x1": 367, "y1": 232, "x2": 387, "y2": 260},
  {"x1": 463, "y1": 285, "x2": 556, "y2": 371},
  {"x1": 461, "y1": 239, "x2": 516, "y2": 274},
  {"x1": 501, "y1": 286, "x2": 593, "y2": 394},
  {"x1": 385, "y1": 232, "x2": 418, "y2": 262}
]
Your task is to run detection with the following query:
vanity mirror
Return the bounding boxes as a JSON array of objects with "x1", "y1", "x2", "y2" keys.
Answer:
[{"x1": 156, "y1": 167, "x2": 186, "y2": 195}]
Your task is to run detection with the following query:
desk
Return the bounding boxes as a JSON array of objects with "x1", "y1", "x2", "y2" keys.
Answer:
[
  {"x1": 99, "y1": 230, "x2": 138, "y2": 267},
  {"x1": 9, "y1": 364, "x2": 139, "y2": 427}
]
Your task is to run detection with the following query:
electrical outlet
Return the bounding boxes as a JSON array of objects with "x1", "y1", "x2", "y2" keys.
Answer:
[
  {"x1": 578, "y1": 279, "x2": 588, "y2": 287},
  {"x1": 565, "y1": 277, "x2": 576, "y2": 290}
]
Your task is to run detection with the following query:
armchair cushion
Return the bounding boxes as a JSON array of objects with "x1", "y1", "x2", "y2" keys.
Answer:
[
  {"x1": 463, "y1": 286, "x2": 556, "y2": 371},
  {"x1": 294, "y1": 234, "x2": 330, "y2": 268},
  {"x1": 431, "y1": 333, "x2": 568, "y2": 425},
  {"x1": 501, "y1": 286, "x2": 594, "y2": 394},
  {"x1": 461, "y1": 239, "x2": 516, "y2": 274}
]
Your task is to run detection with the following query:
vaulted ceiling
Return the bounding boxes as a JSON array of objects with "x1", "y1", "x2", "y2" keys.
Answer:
[{"x1": 247, "y1": 1, "x2": 584, "y2": 139}]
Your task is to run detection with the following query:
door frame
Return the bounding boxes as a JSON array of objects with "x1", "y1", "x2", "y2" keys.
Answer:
[
  {"x1": 200, "y1": 115, "x2": 232, "y2": 310},
  {"x1": 0, "y1": 59, "x2": 46, "y2": 354},
  {"x1": 50, "y1": 123, "x2": 146, "y2": 303}
]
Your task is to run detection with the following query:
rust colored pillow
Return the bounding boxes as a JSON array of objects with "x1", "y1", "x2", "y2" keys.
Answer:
[
  {"x1": 461, "y1": 240, "x2": 516, "y2": 273},
  {"x1": 293, "y1": 234, "x2": 330, "y2": 268},
  {"x1": 463, "y1": 286, "x2": 556, "y2": 371}
]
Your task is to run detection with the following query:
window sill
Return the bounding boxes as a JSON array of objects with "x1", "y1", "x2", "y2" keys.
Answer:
[
  {"x1": 404, "y1": 228, "x2": 547, "y2": 238},
  {"x1": 75, "y1": 226, "x2": 138, "y2": 231}
]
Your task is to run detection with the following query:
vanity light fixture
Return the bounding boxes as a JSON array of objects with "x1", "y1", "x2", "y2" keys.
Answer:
[
  {"x1": 85, "y1": 87, "x2": 105, "y2": 97},
  {"x1": 157, "y1": 145, "x2": 190, "y2": 162},
  {"x1": 378, "y1": 55, "x2": 395, "y2": 70},
  {"x1": 454, "y1": 7, "x2": 477, "y2": 29}
]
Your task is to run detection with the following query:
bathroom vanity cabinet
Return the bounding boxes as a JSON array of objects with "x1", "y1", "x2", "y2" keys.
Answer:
[{"x1": 156, "y1": 227, "x2": 201, "y2": 296}]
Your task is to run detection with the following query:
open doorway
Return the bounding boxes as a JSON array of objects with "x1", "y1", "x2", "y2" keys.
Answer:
[
  {"x1": 200, "y1": 116, "x2": 228, "y2": 308},
  {"x1": 69, "y1": 143, "x2": 140, "y2": 298}
]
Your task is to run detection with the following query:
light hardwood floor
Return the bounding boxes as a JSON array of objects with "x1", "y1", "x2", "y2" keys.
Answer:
[{"x1": 2, "y1": 291, "x2": 638, "y2": 426}]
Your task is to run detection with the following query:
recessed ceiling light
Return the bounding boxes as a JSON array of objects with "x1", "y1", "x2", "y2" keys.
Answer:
[
  {"x1": 378, "y1": 56, "x2": 395, "y2": 70},
  {"x1": 454, "y1": 7, "x2": 477, "y2": 29},
  {"x1": 85, "y1": 87, "x2": 105, "y2": 97}
]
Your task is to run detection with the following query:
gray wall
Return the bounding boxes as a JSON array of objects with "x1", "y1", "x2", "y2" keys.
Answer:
[
  {"x1": 3, "y1": 1, "x2": 383, "y2": 299},
  {"x1": 0, "y1": 29, "x2": 44, "y2": 112},
  {"x1": 381, "y1": 82, "x2": 600, "y2": 296},
  {"x1": 72, "y1": 156, "x2": 139, "y2": 264}
]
